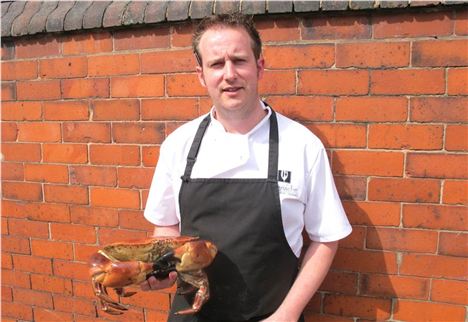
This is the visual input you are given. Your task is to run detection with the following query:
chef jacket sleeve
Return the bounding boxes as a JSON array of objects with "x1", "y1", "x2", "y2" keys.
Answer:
[
  {"x1": 144, "y1": 140, "x2": 180, "y2": 226},
  {"x1": 304, "y1": 147, "x2": 352, "y2": 242}
]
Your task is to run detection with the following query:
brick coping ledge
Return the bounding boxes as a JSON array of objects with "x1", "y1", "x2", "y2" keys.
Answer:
[{"x1": 1, "y1": 0, "x2": 465, "y2": 39}]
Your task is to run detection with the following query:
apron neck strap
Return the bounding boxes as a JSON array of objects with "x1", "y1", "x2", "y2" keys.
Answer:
[{"x1": 181, "y1": 104, "x2": 279, "y2": 182}]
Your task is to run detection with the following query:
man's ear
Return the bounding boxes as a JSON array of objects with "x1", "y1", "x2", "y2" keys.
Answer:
[
  {"x1": 256, "y1": 55, "x2": 265, "y2": 80},
  {"x1": 196, "y1": 65, "x2": 206, "y2": 87}
]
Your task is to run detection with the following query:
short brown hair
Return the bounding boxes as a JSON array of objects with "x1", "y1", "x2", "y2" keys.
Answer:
[{"x1": 192, "y1": 13, "x2": 262, "y2": 65}]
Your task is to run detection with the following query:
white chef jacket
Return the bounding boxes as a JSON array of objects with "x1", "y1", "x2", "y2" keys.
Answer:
[{"x1": 144, "y1": 102, "x2": 352, "y2": 257}]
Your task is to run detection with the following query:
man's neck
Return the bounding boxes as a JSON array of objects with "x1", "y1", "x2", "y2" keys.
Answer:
[{"x1": 213, "y1": 102, "x2": 267, "y2": 134}]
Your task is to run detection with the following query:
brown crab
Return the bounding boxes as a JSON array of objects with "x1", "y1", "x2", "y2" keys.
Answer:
[{"x1": 89, "y1": 236, "x2": 217, "y2": 315}]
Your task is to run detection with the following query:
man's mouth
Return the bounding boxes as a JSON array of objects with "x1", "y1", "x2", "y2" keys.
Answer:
[{"x1": 222, "y1": 87, "x2": 242, "y2": 93}]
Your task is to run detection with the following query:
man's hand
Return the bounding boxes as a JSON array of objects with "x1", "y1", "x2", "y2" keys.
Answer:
[{"x1": 140, "y1": 271, "x2": 177, "y2": 291}]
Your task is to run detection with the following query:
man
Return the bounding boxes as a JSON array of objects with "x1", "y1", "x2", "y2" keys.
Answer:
[{"x1": 142, "y1": 14, "x2": 352, "y2": 322}]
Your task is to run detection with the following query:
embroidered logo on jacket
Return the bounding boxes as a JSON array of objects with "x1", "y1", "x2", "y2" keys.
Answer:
[{"x1": 278, "y1": 170, "x2": 291, "y2": 183}]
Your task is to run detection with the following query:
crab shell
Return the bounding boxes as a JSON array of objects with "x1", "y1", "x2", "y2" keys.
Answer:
[{"x1": 89, "y1": 236, "x2": 217, "y2": 315}]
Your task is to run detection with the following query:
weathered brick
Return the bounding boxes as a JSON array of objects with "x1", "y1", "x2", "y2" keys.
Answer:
[
  {"x1": 90, "y1": 187, "x2": 140, "y2": 209},
  {"x1": 46, "y1": 1, "x2": 75, "y2": 32},
  {"x1": 373, "y1": 10, "x2": 453, "y2": 38},
  {"x1": 403, "y1": 204, "x2": 465, "y2": 231},
  {"x1": 141, "y1": 98, "x2": 199, "y2": 121},
  {"x1": 2, "y1": 60, "x2": 38, "y2": 81},
  {"x1": 265, "y1": 96, "x2": 333, "y2": 122},
  {"x1": 144, "y1": 1, "x2": 168, "y2": 24},
  {"x1": 371, "y1": 69, "x2": 445, "y2": 95},
  {"x1": 39, "y1": 56, "x2": 87, "y2": 78},
  {"x1": 111, "y1": 75, "x2": 164, "y2": 98},
  {"x1": 1, "y1": 1, "x2": 26, "y2": 37},
  {"x1": 215, "y1": 0, "x2": 240, "y2": 14},
  {"x1": 336, "y1": 97, "x2": 407, "y2": 122},
  {"x1": 62, "y1": 78, "x2": 110, "y2": 99},
  {"x1": 333, "y1": 151, "x2": 404, "y2": 176},
  {"x1": 448, "y1": 67, "x2": 468, "y2": 95},
  {"x1": 336, "y1": 42, "x2": 410, "y2": 68},
  {"x1": 2, "y1": 101, "x2": 42, "y2": 121},
  {"x1": 28, "y1": 1, "x2": 58, "y2": 35},
  {"x1": 82, "y1": 1, "x2": 111, "y2": 29},
  {"x1": 308, "y1": 124, "x2": 367, "y2": 148},
  {"x1": 411, "y1": 97, "x2": 468, "y2": 123},
  {"x1": 17, "y1": 80, "x2": 61, "y2": 100},
  {"x1": 241, "y1": 1, "x2": 266, "y2": 14},
  {"x1": 112, "y1": 123, "x2": 165, "y2": 144},
  {"x1": 256, "y1": 16, "x2": 300, "y2": 42},
  {"x1": 89, "y1": 145, "x2": 140, "y2": 166},
  {"x1": 15, "y1": 36, "x2": 60, "y2": 59},
  {"x1": 369, "y1": 178, "x2": 440, "y2": 203},
  {"x1": 63, "y1": 1, "x2": 93, "y2": 31},
  {"x1": 167, "y1": 0, "x2": 190, "y2": 21},
  {"x1": 368, "y1": 124, "x2": 443, "y2": 150},
  {"x1": 62, "y1": 31, "x2": 113, "y2": 55},
  {"x1": 141, "y1": 49, "x2": 196, "y2": 74},
  {"x1": 122, "y1": 1, "x2": 147, "y2": 25},
  {"x1": 88, "y1": 53, "x2": 139, "y2": 76},
  {"x1": 299, "y1": 70, "x2": 369, "y2": 95},
  {"x1": 302, "y1": 13, "x2": 371, "y2": 40},
  {"x1": 412, "y1": 39, "x2": 468, "y2": 67},
  {"x1": 406, "y1": 153, "x2": 467, "y2": 179},
  {"x1": 191, "y1": 0, "x2": 214, "y2": 18},
  {"x1": 114, "y1": 26, "x2": 170, "y2": 51},
  {"x1": 63, "y1": 122, "x2": 110, "y2": 143},
  {"x1": 321, "y1": 0, "x2": 348, "y2": 11},
  {"x1": 102, "y1": 1, "x2": 129, "y2": 28},
  {"x1": 431, "y1": 279, "x2": 467, "y2": 305},
  {"x1": 438, "y1": 232, "x2": 467, "y2": 257},
  {"x1": 92, "y1": 99, "x2": 140, "y2": 121},
  {"x1": 259, "y1": 71, "x2": 296, "y2": 95},
  {"x1": 443, "y1": 180, "x2": 467, "y2": 205},
  {"x1": 43, "y1": 101, "x2": 89, "y2": 121},
  {"x1": 10, "y1": 1, "x2": 41, "y2": 36},
  {"x1": 361, "y1": 274, "x2": 429, "y2": 299},
  {"x1": 43, "y1": 143, "x2": 88, "y2": 164},
  {"x1": 366, "y1": 227, "x2": 437, "y2": 253},
  {"x1": 264, "y1": 44, "x2": 334, "y2": 69}
]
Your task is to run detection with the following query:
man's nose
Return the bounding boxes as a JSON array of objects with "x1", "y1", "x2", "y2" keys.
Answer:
[{"x1": 224, "y1": 61, "x2": 237, "y2": 80}]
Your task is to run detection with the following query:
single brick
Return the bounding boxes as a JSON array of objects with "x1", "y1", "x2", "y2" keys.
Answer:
[
  {"x1": 46, "y1": 1, "x2": 75, "y2": 32},
  {"x1": 302, "y1": 13, "x2": 371, "y2": 40},
  {"x1": 293, "y1": 1, "x2": 319, "y2": 12},
  {"x1": 11, "y1": 1, "x2": 41, "y2": 36},
  {"x1": 63, "y1": 1, "x2": 92, "y2": 31},
  {"x1": 28, "y1": 1, "x2": 58, "y2": 35},
  {"x1": 1, "y1": 1, "x2": 26, "y2": 37},
  {"x1": 321, "y1": 1, "x2": 348, "y2": 11},
  {"x1": 122, "y1": 1, "x2": 147, "y2": 25},
  {"x1": 267, "y1": 1, "x2": 293, "y2": 13},
  {"x1": 144, "y1": 1, "x2": 168, "y2": 24},
  {"x1": 349, "y1": 1, "x2": 375, "y2": 10},
  {"x1": 413, "y1": 39, "x2": 468, "y2": 67},
  {"x1": 448, "y1": 68, "x2": 468, "y2": 95},
  {"x1": 190, "y1": 0, "x2": 213, "y2": 19},
  {"x1": 379, "y1": 1, "x2": 408, "y2": 8},
  {"x1": 83, "y1": 1, "x2": 112, "y2": 29},
  {"x1": 215, "y1": 0, "x2": 241, "y2": 14},
  {"x1": 102, "y1": 1, "x2": 129, "y2": 28},
  {"x1": 167, "y1": 0, "x2": 190, "y2": 21}
]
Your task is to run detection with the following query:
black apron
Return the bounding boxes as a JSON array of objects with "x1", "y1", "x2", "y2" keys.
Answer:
[{"x1": 168, "y1": 109, "x2": 302, "y2": 322}]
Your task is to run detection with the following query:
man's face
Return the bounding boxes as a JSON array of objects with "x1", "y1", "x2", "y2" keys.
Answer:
[{"x1": 196, "y1": 27, "x2": 264, "y2": 116}]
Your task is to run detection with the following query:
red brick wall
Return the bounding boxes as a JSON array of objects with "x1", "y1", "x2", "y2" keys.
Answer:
[{"x1": 2, "y1": 7, "x2": 467, "y2": 322}]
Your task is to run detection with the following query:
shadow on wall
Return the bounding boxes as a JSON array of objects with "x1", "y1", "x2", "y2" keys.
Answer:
[{"x1": 302, "y1": 131, "x2": 398, "y2": 321}]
